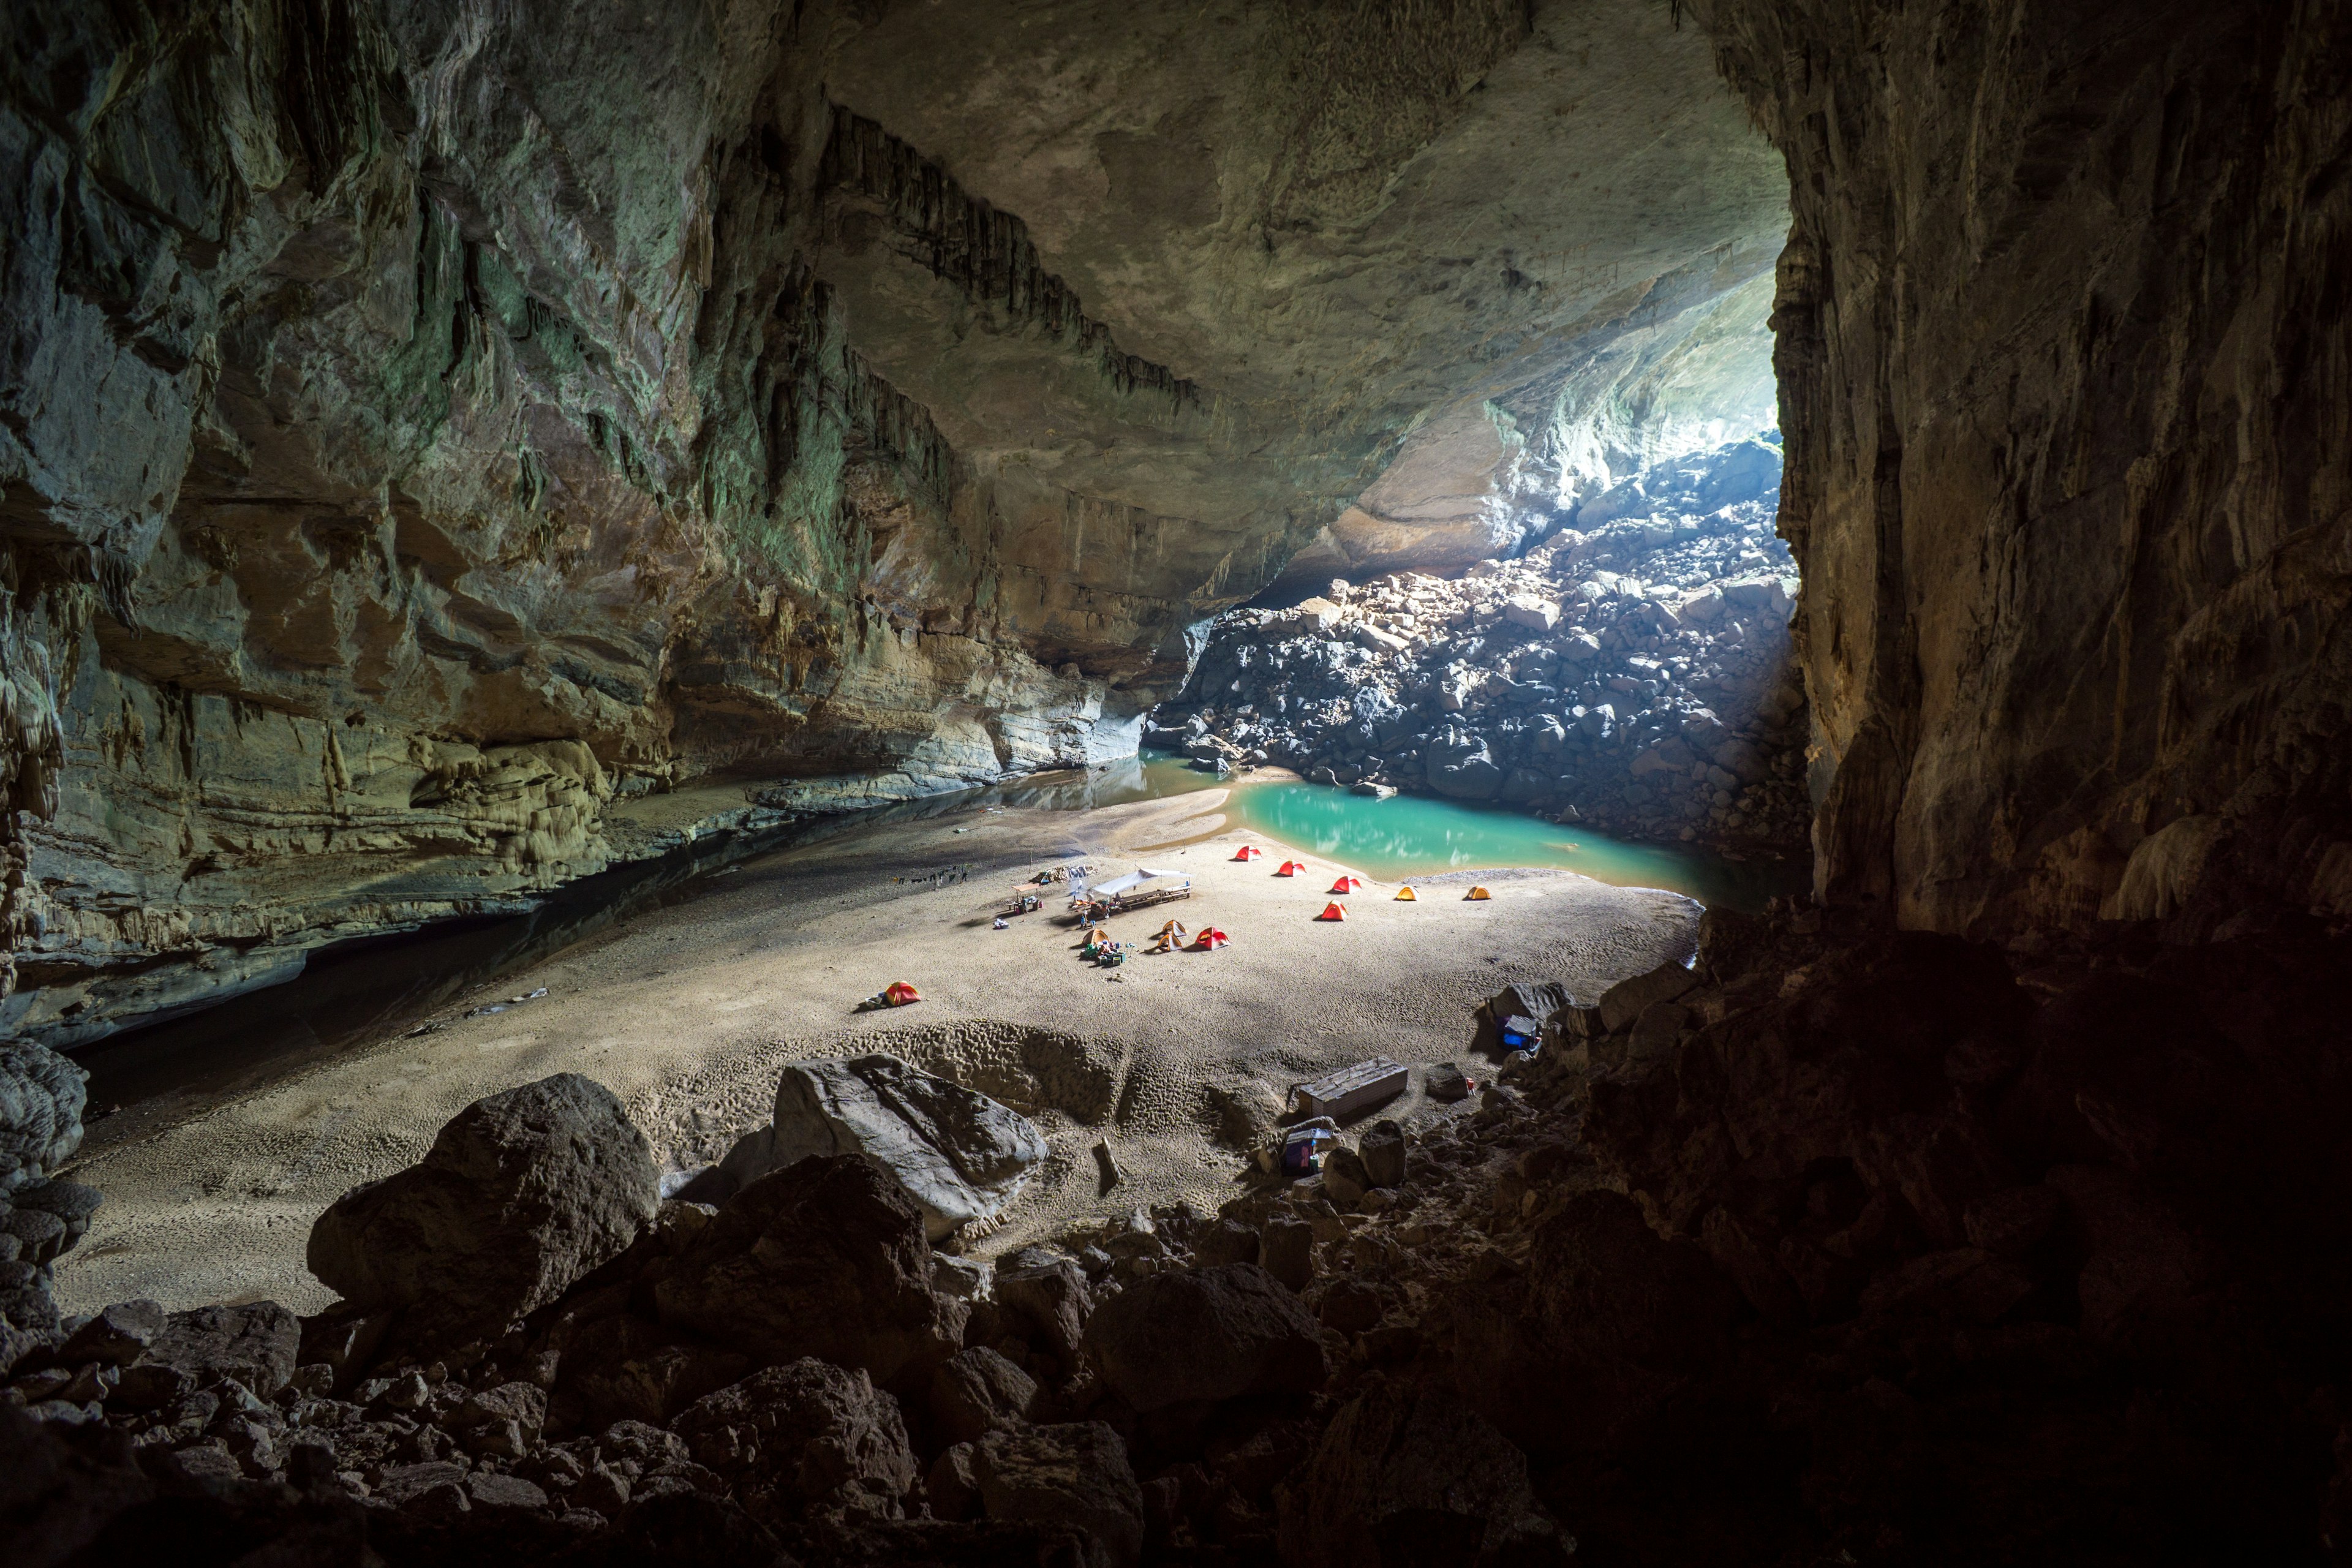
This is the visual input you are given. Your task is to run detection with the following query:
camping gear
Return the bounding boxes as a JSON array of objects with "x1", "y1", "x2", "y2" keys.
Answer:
[
  {"x1": 1394, "y1": 885, "x2": 1417, "y2": 900},
  {"x1": 1101, "y1": 946, "x2": 1127, "y2": 967},
  {"x1": 1474, "y1": 982, "x2": 1575, "y2": 1055},
  {"x1": 1281, "y1": 1124, "x2": 1337, "y2": 1176},
  {"x1": 1233, "y1": 846, "x2": 1264, "y2": 861},
  {"x1": 1499, "y1": 1015, "x2": 1543, "y2": 1052},
  {"x1": 1316, "y1": 902, "x2": 1347, "y2": 921},
  {"x1": 1290, "y1": 1058, "x2": 1408, "y2": 1120},
  {"x1": 1466, "y1": 885, "x2": 1493, "y2": 900},
  {"x1": 1191, "y1": 927, "x2": 1229, "y2": 951},
  {"x1": 1329, "y1": 875, "x2": 1363, "y2": 894},
  {"x1": 860, "y1": 980, "x2": 924, "y2": 1011},
  {"x1": 993, "y1": 917, "x2": 1010, "y2": 930},
  {"x1": 1275, "y1": 861, "x2": 1302, "y2": 877},
  {"x1": 1090, "y1": 866, "x2": 1194, "y2": 913}
]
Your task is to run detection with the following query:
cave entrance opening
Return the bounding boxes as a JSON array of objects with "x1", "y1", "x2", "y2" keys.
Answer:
[{"x1": 1155, "y1": 273, "x2": 1809, "y2": 863}]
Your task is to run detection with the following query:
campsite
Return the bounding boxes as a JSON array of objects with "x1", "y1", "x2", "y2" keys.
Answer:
[{"x1": 56, "y1": 780, "x2": 1703, "y2": 1317}]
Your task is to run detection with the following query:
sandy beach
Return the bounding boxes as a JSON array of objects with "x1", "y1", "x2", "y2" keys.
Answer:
[{"x1": 53, "y1": 782, "x2": 1700, "y2": 1317}]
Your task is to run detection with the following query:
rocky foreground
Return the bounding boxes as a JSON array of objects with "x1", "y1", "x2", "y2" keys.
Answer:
[
  {"x1": 8, "y1": 903, "x2": 2352, "y2": 1564},
  {"x1": 1156, "y1": 438, "x2": 1811, "y2": 854}
]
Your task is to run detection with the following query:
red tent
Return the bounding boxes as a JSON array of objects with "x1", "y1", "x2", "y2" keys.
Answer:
[
  {"x1": 1275, "y1": 861, "x2": 1303, "y2": 877},
  {"x1": 1232, "y1": 846, "x2": 1263, "y2": 861},
  {"x1": 1316, "y1": 902, "x2": 1348, "y2": 921},
  {"x1": 1190, "y1": 927, "x2": 1230, "y2": 951},
  {"x1": 1328, "y1": 875, "x2": 1364, "y2": 894},
  {"x1": 883, "y1": 981, "x2": 922, "y2": 1006}
]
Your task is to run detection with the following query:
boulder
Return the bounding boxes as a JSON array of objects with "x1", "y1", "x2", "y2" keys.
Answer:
[
  {"x1": 993, "y1": 1247, "x2": 1093, "y2": 1362},
  {"x1": 0, "y1": 1042, "x2": 85, "y2": 1193},
  {"x1": 1424, "y1": 1063, "x2": 1473, "y2": 1102},
  {"x1": 1461, "y1": 1189, "x2": 1737, "y2": 1459},
  {"x1": 1081, "y1": 1262, "x2": 1326, "y2": 1412},
  {"x1": 653, "y1": 1154, "x2": 963, "y2": 1391},
  {"x1": 1360, "y1": 1121, "x2": 1406, "y2": 1189},
  {"x1": 1322, "y1": 1146, "x2": 1370, "y2": 1207},
  {"x1": 7, "y1": 1178, "x2": 100, "y2": 1263},
  {"x1": 669, "y1": 1359, "x2": 918, "y2": 1521},
  {"x1": 60, "y1": 1300, "x2": 165, "y2": 1367},
  {"x1": 929, "y1": 1441, "x2": 982, "y2": 1521},
  {"x1": 1502, "y1": 595, "x2": 1561, "y2": 631},
  {"x1": 307, "y1": 1073, "x2": 658, "y2": 1346},
  {"x1": 718, "y1": 1055, "x2": 1047, "y2": 1242},
  {"x1": 1597, "y1": 960, "x2": 1699, "y2": 1033},
  {"x1": 929, "y1": 1346, "x2": 1038, "y2": 1446},
  {"x1": 1279, "y1": 1380, "x2": 1569, "y2": 1567},
  {"x1": 450, "y1": 1381, "x2": 548, "y2": 1459},
  {"x1": 1427, "y1": 744, "x2": 1504, "y2": 800},
  {"x1": 143, "y1": 1303, "x2": 302, "y2": 1399},
  {"x1": 1192, "y1": 1218, "x2": 1262, "y2": 1268},
  {"x1": 973, "y1": 1422, "x2": 1145, "y2": 1568}
]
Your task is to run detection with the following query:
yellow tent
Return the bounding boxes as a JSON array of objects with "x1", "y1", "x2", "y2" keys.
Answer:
[
  {"x1": 1394, "y1": 885, "x2": 1417, "y2": 901},
  {"x1": 1466, "y1": 886, "x2": 1492, "y2": 900}
]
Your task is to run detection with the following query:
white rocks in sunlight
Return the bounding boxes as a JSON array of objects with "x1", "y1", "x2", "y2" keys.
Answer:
[{"x1": 720, "y1": 1054, "x2": 1047, "y2": 1242}]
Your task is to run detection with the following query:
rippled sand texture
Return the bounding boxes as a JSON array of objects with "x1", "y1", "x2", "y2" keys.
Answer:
[{"x1": 56, "y1": 789, "x2": 1698, "y2": 1315}]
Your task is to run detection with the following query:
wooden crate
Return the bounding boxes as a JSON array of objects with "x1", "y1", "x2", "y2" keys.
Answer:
[{"x1": 1289, "y1": 1056, "x2": 1408, "y2": 1120}]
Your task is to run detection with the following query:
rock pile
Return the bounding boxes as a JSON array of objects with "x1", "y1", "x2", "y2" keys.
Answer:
[
  {"x1": 17, "y1": 918, "x2": 2351, "y2": 1561},
  {"x1": 0, "y1": 1040, "x2": 96, "y2": 1359},
  {"x1": 1157, "y1": 436, "x2": 1810, "y2": 852}
]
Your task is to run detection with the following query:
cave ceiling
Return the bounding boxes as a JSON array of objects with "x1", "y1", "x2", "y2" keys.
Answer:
[{"x1": 0, "y1": 0, "x2": 1785, "y2": 1042}]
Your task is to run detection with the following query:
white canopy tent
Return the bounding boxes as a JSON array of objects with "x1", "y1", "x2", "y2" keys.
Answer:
[{"x1": 1089, "y1": 867, "x2": 1190, "y2": 897}]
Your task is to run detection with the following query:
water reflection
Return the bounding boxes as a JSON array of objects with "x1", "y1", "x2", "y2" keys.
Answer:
[{"x1": 1218, "y1": 772, "x2": 1801, "y2": 910}]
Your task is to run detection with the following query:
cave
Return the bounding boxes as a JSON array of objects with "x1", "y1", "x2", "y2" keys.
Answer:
[{"x1": 4, "y1": 2, "x2": 2350, "y2": 1564}]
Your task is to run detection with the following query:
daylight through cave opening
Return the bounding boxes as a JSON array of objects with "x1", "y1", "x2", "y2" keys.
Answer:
[{"x1": 1164, "y1": 265, "x2": 1806, "y2": 859}]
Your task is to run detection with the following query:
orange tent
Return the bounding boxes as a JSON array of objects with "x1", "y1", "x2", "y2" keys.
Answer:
[
  {"x1": 883, "y1": 981, "x2": 922, "y2": 1005},
  {"x1": 1232, "y1": 846, "x2": 1264, "y2": 861},
  {"x1": 1190, "y1": 927, "x2": 1230, "y2": 950},
  {"x1": 1317, "y1": 902, "x2": 1348, "y2": 921},
  {"x1": 1394, "y1": 885, "x2": 1417, "y2": 901},
  {"x1": 1465, "y1": 886, "x2": 1492, "y2": 901},
  {"x1": 1275, "y1": 861, "x2": 1303, "y2": 877},
  {"x1": 1329, "y1": 875, "x2": 1364, "y2": 894}
]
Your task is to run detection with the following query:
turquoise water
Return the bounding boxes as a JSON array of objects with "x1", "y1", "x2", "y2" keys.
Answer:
[{"x1": 1135, "y1": 750, "x2": 1801, "y2": 911}]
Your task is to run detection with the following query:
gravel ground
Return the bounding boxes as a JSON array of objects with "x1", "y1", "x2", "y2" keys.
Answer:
[{"x1": 53, "y1": 786, "x2": 1697, "y2": 1316}]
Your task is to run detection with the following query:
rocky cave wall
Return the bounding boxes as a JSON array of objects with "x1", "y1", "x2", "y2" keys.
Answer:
[
  {"x1": 0, "y1": 0, "x2": 1788, "y2": 1044},
  {"x1": 1699, "y1": 0, "x2": 2352, "y2": 937}
]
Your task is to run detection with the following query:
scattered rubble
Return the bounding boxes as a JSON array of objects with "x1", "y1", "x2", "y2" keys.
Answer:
[{"x1": 12, "y1": 918, "x2": 2352, "y2": 1562}]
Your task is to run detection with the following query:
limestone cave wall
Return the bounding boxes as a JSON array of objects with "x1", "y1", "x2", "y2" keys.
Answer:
[
  {"x1": 1700, "y1": 0, "x2": 2352, "y2": 936},
  {"x1": 0, "y1": 1, "x2": 1787, "y2": 1042}
]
